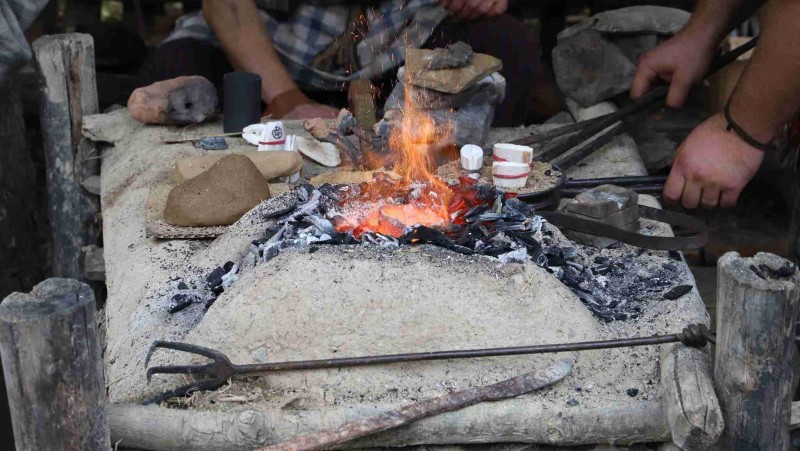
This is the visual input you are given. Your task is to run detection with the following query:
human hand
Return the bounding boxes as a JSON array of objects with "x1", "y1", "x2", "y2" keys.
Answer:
[
  {"x1": 631, "y1": 30, "x2": 716, "y2": 108},
  {"x1": 440, "y1": 0, "x2": 508, "y2": 21},
  {"x1": 280, "y1": 103, "x2": 339, "y2": 120},
  {"x1": 664, "y1": 113, "x2": 764, "y2": 209}
]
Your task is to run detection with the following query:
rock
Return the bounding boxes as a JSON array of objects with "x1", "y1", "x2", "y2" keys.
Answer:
[
  {"x1": 404, "y1": 48, "x2": 502, "y2": 94},
  {"x1": 127, "y1": 76, "x2": 217, "y2": 125},
  {"x1": 552, "y1": 6, "x2": 690, "y2": 107},
  {"x1": 663, "y1": 284, "x2": 693, "y2": 300},
  {"x1": 173, "y1": 151, "x2": 303, "y2": 182},
  {"x1": 296, "y1": 136, "x2": 341, "y2": 167},
  {"x1": 164, "y1": 154, "x2": 270, "y2": 227},
  {"x1": 429, "y1": 41, "x2": 474, "y2": 70}
]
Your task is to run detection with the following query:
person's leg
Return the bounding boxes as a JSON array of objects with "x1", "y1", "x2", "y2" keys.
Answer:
[
  {"x1": 136, "y1": 39, "x2": 233, "y2": 93},
  {"x1": 428, "y1": 15, "x2": 564, "y2": 126}
]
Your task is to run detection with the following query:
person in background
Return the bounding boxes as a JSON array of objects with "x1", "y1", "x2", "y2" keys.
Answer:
[
  {"x1": 138, "y1": 0, "x2": 563, "y2": 124},
  {"x1": 631, "y1": 0, "x2": 799, "y2": 209}
]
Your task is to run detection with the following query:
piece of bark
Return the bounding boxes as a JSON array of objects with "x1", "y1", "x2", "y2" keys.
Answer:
[
  {"x1": 128, "y1": 76, "x2": 217, "y2": 125},
  {"x1": 259, "y1": 359, "x2": 573, "y2": 451},
  {"x1": 173, "y1": 151, "x2": 303, "y2": 182},
  {"x1": 164, "y1": 154, "x2": 270, "y2": 227},
  {"x1": 295, "y1": 136, "x2": 341, "y2": 167},
  {"x1": 660, "y1": 344, "x2": 723, "y2": 449}
]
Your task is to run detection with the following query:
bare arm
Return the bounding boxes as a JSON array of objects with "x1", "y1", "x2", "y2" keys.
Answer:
[
  {"x1": 631, "y1": 0, "x2": 764, "y2": 107},
  {"x1": 203, "y1": 0, "x2": 296, "y2": 102},
  {"x1": 727, "y1": 0, "x2": 800, "y2": 143}
]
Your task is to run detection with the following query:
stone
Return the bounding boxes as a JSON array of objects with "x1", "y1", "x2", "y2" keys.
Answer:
[
  {"x1": 404, "y1": 48, "x2": 502, "y2": 94},
  {"x1": 295, "y1": 136, "x2": 341, "y2": 167},
  {"x1": 428, "y1": 41, "x2": 474, "y2": 70},
  {"x1": 173, "y1": 151, "x2": 303, "y2": 182},
  {"x1": 164, "y1": 154, "x2": 271, "y2": 227},
  {"x1": 564, "y1": 185, "x2": 639, "y2": 219},
  {"x1": 552, "y1": 6, "x2": 690, "y2": 107},
  {"x1": 127, "y1": 76, "x2": 217, "y2": 125}
]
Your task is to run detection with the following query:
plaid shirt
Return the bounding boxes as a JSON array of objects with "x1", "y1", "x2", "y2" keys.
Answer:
[{"x1": 165, "y1": 1, "x2": 447, "y2": 90}]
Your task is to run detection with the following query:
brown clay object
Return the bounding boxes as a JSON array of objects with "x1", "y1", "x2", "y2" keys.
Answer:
[
  {"x1": 164, "y1": 154, "x2": 270, "y2": 227},
  {"x1": 172, "y1": 151, "x2": 303, "y2": 182},
  {"x1": 404, "y1": 48, "x2": 501, "y2": 94},
  {"x1": 128, "y1": 76, "x2": 218, "y2": 125}
]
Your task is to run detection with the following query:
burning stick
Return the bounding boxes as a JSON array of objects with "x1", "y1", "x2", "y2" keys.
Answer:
[
  {"x1": 304, "y1": 110, "x2": 363, "y2": 168},
  {"x1": 256, "y1": 358, "x2": 574, "y2": 451}
]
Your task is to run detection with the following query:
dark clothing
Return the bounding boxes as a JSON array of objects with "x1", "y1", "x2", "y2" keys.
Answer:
[{"x1": 137, "y1": 14, "x2": 558, "y2": 126}]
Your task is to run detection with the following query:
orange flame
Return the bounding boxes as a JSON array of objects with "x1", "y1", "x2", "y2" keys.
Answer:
[{"x1": 335, "y1": 93, "x2": 455, "y2": 237}]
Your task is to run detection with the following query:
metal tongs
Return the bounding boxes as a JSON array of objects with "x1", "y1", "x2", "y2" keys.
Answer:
[{"x1": 508, "y1": 36, "x2": 759, "y2": 171}]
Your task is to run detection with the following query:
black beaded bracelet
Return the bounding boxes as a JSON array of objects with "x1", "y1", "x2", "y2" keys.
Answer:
[{"x1": 724, "y1": 100, "x2": 779, "y2": 152}]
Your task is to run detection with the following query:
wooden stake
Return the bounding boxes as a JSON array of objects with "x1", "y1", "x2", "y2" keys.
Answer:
[
  {"x1": 0, "y1": 278, "x2": 109, "y2": 450},
  {"x1": 32, "y1": 34, "x2": 100, "y2": 279},
  {"x1": 714, "y1": 252, "x2": 800, "y2": 450}
]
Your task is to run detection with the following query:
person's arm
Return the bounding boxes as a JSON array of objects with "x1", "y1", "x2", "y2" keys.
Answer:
[
  {"x1": 439, "y1": 0, "x2": 507, "y2": 21},
  {"x1": 663, "y1": 0, "x2": 800, "y2": 208},
  {"x1": 631, "y1": 0, "x2": 764, "y2": 107},
  {"x1": 203, "y1": 0, "x2": 337, "y2": 119}
]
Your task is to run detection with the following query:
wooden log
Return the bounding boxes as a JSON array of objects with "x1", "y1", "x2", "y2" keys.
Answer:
[
  {"x1": 32, "y1": 33, "x2": 100, "y2": 279},
  {"x1": 660, "y1": 344, "x2": 723, "y2": 449},
  {"x1": 108, "y1": 400, "x2": 669, "y2": 451},
  {"x1": 714, "y1": 252, "x2": 800, "y2": 450},
  {"x1": 0, "y1": 278, "x2": 109, "y2": 450}
]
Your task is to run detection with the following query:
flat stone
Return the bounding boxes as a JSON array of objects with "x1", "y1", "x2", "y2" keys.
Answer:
[{"x1": 562, "y1": 184, "x2": 638, "y2": 219}]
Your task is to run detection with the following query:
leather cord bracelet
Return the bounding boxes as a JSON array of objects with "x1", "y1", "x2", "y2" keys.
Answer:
[{"x1": 724, "y1": 100, "x2": 780, "y2": 151}]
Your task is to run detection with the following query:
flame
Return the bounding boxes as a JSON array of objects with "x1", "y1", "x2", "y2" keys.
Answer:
[{"x1": 334, "y1": 93, "x2": 455, "y2": 237}]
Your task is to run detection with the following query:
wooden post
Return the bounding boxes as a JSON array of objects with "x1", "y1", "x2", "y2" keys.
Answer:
[
  {"x1": 0, "y1": 278, "x2": 109, "y2": 450},
  {"x1": 714, "y1": 252, "x2": 800, "y2": 449},
  {"x1": 32, "y1": 33, "x2": 100, "y2": 280}
]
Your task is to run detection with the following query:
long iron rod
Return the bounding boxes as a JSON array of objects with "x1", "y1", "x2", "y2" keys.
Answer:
[{"x1": 231, "y1": 332, "x2": 699, "y2": 374}]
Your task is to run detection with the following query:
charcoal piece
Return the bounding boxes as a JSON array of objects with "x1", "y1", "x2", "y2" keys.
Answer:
[
  {"x1": 760, "y1": 262, "x2": 796, "y2": 278},
  {"x1": 504, "y1": 198, "x2": 535, "y2": 217},
  {"x1": 663, "y1": 284, "x2": 693, "y2": 300},
  {"x1": 222, "y1": 261, "x2": 235, "y2": 273},
  {"x1": 495, "y1": 221, "x2": 528, "y2": 232},
  {"x1": 593, "y1": 264, "x2": 610, "y2": 275},
  {"x1": 401, "y1": 226, "x2": 474, "y2": 255},
  {"x1": 177, "y1": 281, "x2": 188, "y2": 290},
  {"x1": 668, "y1": 251, "x2": 681, "y2": 261},
  {"x1": 168, "y1": 293, "x2": 193, "y2": 314},
  {"x1": 476, "y1": 185, "x2": 497, "y2": 202},
  {"x1": 594, "y1": 256, "x2": 609, "y2": 265},
  {"x1": 262, "y1": 245, "x2": 280, "y2": 262},
  {"x1": 511, "y1": 232, "x2": 542, "y2": 259},
  {"x1": 211, "y1": 284, "x2": 225, "y2": 295},
  {"x1": 464, "y1": 205, "x2": 489, "y2": 220},
  {"x1": 308, "y1": 246, "x2": 319, "y2": 254},
  {"x1": 205, "y1": 267, "x2": 225, "y2": 288},
  {"x1": 295, "y1": 184, "x2": 314, "y2": 201},
  {"x1": 566, "y1": 397, "x2": 579, "y2": 407},
  {"x1": 194, "y1": 136, "x2": 228, "y2": 150},
  {"x1": 304, "y1": 214, "x2": 334, "y2": 235},
  {"x1": 662, "y1": 262, "x2": 679, "y2": 272},
  {"x1": 545, "y1": 248, "x2": 565, "y2": 267},
  {"x1": 429, "y1": 41, "x2": 474, "y2": 70},
  {"x1": 562, "y1": 266, "x2": 584, "y2": 288},
  {"x1": 204, "y1": 296, "x2": 217, "y2": 311},
  {"x1": 317, "y1": 183, "x2": 342, "y2": 202},
  {"x1": 264, "y1": 202, "x2": 298, "y2": 220},
  {"x1": 750, "y1": 264, "x2": 766, "y2": 280},
  {"x1": 626, "y1": 388, "x2": 639, "y2": 397},
  {"x1": 562, "y1": 247, "x2": 578, "y2": 260}
]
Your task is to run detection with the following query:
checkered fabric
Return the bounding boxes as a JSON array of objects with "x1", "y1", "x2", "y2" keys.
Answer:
[{"x1": 164, "y1": 1, "x2": 448, "y2": 90}]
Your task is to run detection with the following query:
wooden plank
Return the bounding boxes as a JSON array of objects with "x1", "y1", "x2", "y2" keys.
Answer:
[
  {"x1": 32, "y1": 33, "x2": 100, "y2": 279},
  {"x1": 0, "y1": 278, "x2": 109, "y2": 450},
  {"x1": 660, "y1": 344, "x2": 723, "y2": 449},
  {"x1": 714, "y1": 252, "x2": 800, "y2": 450}
]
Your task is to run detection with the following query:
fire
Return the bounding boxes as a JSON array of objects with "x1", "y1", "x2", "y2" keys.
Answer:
[{"x1": 334, "y1": 95, "x2": 455, "y2": 238}]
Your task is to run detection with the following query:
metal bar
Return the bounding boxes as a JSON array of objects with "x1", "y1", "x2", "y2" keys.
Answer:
[
  {"x1": 232, "y1": 334, "x2": 681, "y2": 374},
  {"x1": 564, "y1": 175, "x2": 668, "y2": 188},
  {"x1": 560, "y1": 184, "x2": 665, "y2": 197}
]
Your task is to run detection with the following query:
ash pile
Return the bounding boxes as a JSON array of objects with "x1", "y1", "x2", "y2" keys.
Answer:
[{"x1": 166, "y1": 182, "x2": 688, "y2": 323}]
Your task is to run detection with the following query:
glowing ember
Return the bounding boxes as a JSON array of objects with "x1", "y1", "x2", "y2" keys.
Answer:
[{"x1": 334, "y1": 93, "x2": 455, "y2": 237}]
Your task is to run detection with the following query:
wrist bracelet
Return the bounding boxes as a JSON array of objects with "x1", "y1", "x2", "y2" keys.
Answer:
[{"x1": 723, "y1": 100, "x2": 779, "y2": 152}]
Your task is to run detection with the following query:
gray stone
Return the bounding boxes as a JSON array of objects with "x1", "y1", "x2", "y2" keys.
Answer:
[
  {"x1": 553, "y1": 6, "x2": 690, "y2": 107},
  {"x1": 563, "y1": 185, "x2": 639, "y2": 219},
  {"x1": 429, "y1": 41, "x2": 473, "y2": 70}
]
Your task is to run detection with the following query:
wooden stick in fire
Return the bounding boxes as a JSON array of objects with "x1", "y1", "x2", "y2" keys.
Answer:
[{"x1": 255, "y1": 358, "x2": 574, "y2": 451}]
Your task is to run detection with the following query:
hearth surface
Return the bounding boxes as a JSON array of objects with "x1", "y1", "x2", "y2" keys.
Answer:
[{"x1": 89, "y1": 110, "x2": 708, "y2": 441}]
